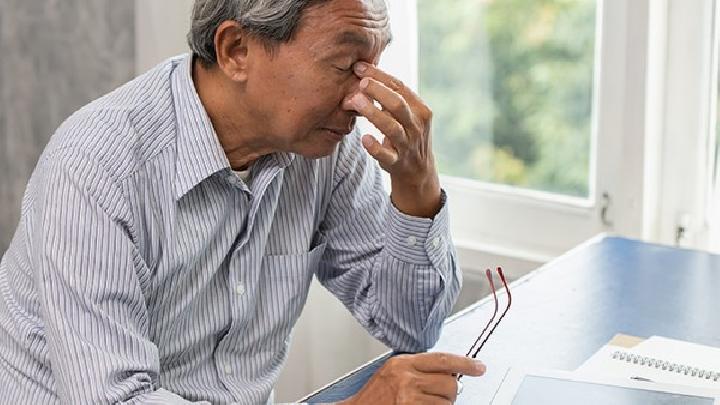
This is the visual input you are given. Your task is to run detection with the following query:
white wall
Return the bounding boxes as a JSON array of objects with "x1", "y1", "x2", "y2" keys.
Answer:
[{"x1": 135, "y1": 0, "x2": 194, "y2": 74}]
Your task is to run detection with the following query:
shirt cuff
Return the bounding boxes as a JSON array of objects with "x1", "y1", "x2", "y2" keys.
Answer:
[{"x1": 385, "y1": 189, "x2": 451, "y2": 269}]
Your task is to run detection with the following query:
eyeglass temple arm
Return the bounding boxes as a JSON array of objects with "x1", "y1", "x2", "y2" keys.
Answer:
[
  {"x1": 465, "y1": 268, "x2": 498, "y2": 358},
  {"x1": 471, "y1": 267, "x2": 512, "y2": 358}
]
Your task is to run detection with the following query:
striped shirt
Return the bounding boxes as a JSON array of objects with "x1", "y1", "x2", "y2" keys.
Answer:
[{"x1": 0, "y1": 54, "x2": 460, "y2": 404}]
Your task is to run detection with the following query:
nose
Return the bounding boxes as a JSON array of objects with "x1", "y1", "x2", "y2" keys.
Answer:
[
  {"x1": 342, "y1": 96, "x2": 361, "y2": 117},
  {"x1": 341, "y1": 80, "x2": 363, "y2": 116}
]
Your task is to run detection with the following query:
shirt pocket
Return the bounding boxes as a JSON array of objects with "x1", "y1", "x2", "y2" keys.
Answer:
[{"x1": 254, "y1": 241, "x2": 327, "y2": 350}]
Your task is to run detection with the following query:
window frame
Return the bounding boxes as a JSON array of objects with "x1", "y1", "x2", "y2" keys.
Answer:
[
  {"x1": 647, "y1": 0, "x2": 717, "y2": 249},
  {"x1": 705, "y1": 0, "x2": 720, "y2": 250}
]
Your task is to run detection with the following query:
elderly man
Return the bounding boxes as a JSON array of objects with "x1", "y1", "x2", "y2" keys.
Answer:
[{"x1": 0, "y1": 0, "x2": 485, "y2": 403}]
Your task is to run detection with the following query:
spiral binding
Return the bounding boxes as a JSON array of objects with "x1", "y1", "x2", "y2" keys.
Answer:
[{"x1": 611, "y1": 351, "x2": 720, "y2": 382}]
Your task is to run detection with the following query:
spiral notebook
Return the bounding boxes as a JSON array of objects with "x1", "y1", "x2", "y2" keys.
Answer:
[{"x1": 577, "y1": 334, "x2": 720, "y2": 391}]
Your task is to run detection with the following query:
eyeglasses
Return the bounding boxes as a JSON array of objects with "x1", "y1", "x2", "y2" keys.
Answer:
[{"x1": 457, "y1": 267, "x2": 512, "y2": 384}]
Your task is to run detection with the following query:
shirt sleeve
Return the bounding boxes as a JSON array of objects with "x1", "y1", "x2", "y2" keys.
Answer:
[
  {"x1": 315, "y1": 132, "x2": 462, "y2": 352},
  {"x1": 30, "y1": 157, "x2": 208, "y2": 404}
]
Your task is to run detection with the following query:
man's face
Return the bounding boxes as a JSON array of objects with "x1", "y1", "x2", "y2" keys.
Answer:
[{"x1": 243, "y1": 0, "x2": 391, "y2": 158}]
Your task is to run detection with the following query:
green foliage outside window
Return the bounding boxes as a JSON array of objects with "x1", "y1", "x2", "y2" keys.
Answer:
[{"x1": 419, "y1": 0, "x2": 596, "y2": 197}]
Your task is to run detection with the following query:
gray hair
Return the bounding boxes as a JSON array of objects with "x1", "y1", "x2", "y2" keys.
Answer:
[{"x1": 187, "y1": 0, "x2": 327, "y2": 67}]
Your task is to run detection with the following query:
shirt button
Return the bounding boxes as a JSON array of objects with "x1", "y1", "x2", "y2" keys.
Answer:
[
  {"x1": 433, "y1": 237, "x2": 442, "y2": 248},
  {"x1": 406, "y1": 236, "x2": 417, "y2": 246},
  {"x1": 235, "y1": 283, "x2": 245, "y2": 296},
  {"x1": 223, "y1": 364, "x2": 232, "y2": 374}
]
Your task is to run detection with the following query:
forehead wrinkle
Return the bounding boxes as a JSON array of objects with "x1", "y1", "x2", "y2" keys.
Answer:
[
  {"x1": 350, "y1": 3, "x2": 392, "y2": 46},
  {"x1": 334, "y1": 9, "x2": 392, "y2": 46},
  {"x1": 300, "y1": 1, "x2": 392, "y2": 57},
  {"x1": 335, "y1": 31, "x2": 371, "y2": 48},
  {"x1": 333, "y1": 30, "x2": 392, "y2": 53}
]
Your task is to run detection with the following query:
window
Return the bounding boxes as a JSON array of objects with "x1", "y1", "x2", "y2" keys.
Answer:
[
  {"x1": 406, "y1": 0, "x2": 654, "y2": 259},
  {"x1": 418, "y1": 0, "x2": 597, "y2": 198}
]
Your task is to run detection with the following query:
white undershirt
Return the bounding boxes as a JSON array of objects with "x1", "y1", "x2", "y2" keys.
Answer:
[{"x1": 233, "y1": 169, "x2": 251, "y2": 184}]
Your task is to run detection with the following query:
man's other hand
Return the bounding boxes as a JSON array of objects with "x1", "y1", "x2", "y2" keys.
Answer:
[{"x1": 339, "y1": 352, "x2": 486, "y2": 405}]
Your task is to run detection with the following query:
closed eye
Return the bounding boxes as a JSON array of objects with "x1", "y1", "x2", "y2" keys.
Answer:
[{"x1": 334, "y1": 65, "x2": 353, "y2": 73}]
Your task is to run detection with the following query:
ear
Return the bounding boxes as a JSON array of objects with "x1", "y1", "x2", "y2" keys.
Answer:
[{"x1": 214, "y1": 20, "x2": 250, "y2": 82}]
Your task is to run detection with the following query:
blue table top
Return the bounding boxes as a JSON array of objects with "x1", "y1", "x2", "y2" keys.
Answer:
[{"x1": 302, "y1": 235, "x2": 720, "y2": 403}]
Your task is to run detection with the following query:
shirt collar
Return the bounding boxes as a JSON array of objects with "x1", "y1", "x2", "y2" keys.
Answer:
[
  {"x1": 171, "y1": 53, "x2": 297, "y2": 200},
  {"x1": 172, "y1": 53, "x2": 230, "y2": 199}
]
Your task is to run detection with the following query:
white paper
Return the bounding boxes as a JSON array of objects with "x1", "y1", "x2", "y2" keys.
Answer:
[
  {"x1": 633, "y1": 336, "x2": 720, "y2": 373},
  {"x1": 576, "y1": 337, "x2": 720, "y2": 391}
]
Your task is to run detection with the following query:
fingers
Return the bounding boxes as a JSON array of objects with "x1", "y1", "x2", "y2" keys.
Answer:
[
  {"x1": 412, "y1": 352, "x2": 487, "y2": 376},
  {"x1": 362, "y1": 135, "x2": 398, "y2": 167},
  {"x1": 359, "y1": 77, "x2": 415, "y2": 130},
  {"x1": 346, "y1": 92, "x2": 408, "y2": 148},
  {"x1": 346, "y1": 61, "x2": 438, "y2": 198},
  {"x1": 417, "y1": 374, "x2": 459, "y2": 402},
  {"x1": 353, "y1": 354, "x2": 482, "y2": 405},
  {"x1": 354, "y1": 62, "x2": 420, "y2": 107}
]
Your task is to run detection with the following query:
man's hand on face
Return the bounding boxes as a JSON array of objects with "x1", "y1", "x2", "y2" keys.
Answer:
[
  {"x1": 339, "y1": 352, "x2": 486, "y2": 405},
  {"x1": 345, "y1": 62, "x2": 442, "y2": 219}
]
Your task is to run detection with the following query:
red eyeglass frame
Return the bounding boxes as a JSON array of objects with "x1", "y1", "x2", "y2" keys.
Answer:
[{"x1": 457, "y1": 267, "x2": 512, "y2": 382}]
